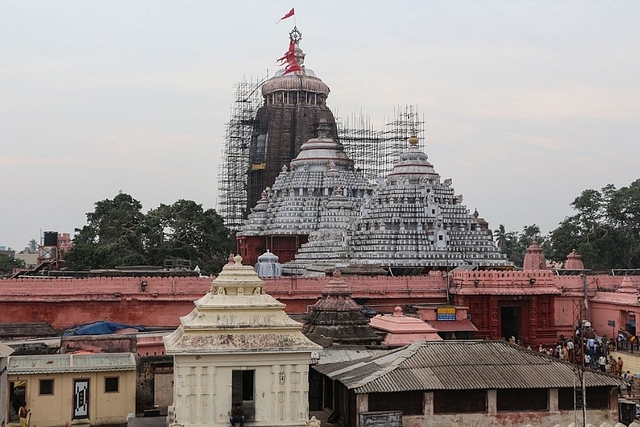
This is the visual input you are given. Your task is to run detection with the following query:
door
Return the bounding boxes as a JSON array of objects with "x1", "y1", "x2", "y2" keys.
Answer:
[
  {"x1": 501, "y1": 306, "x2": 520, "y2": 342},
  {"x1": 73, "y1": 379, "x2": 89, "y2": 419},
  {"x1": 232, "y1": 370, "x2": 254, "y2": 421},
  {"x1": 9, "y1": 380, "x2": 26, "y2": 423}
]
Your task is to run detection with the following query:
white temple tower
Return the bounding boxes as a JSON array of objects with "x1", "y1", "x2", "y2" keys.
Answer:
[{"x1": 164, "y1": 255, "x2": 321, "y2": 427}]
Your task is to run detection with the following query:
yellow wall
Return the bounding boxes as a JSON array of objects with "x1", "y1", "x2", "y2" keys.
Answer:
[{"x1": 8, "y1": 370, "x2": 135, "y2": 427}]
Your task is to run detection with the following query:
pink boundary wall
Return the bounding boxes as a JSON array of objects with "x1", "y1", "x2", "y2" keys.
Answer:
[
  {"x1": 1, "y1": 273, "x2": 639, "y2": 343},
  {"x1": 0, "y1": 275, "x2": 448, "y2": 329}
]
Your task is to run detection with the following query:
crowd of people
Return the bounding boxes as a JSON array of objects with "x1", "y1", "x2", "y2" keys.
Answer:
[
  {"x1": 535, "y1": 333, "x2": 635, "y2": 398},
  {"x1": 538, "y1": 336, "x2": 619, "y2": 370}
]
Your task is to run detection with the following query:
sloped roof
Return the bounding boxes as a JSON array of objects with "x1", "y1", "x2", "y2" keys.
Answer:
[
  {"x1": 313, "y1": 340, "x2": 625, "y2": 394},
  {"x1": 0, "y1": 322, "x2": 56, "y2": 339},
  {"x1": 164, "y1": 255, "x2": 321, "y2": 355},
  {"x1": 0, "y1": 342, "x2": 14, "y2": 357},
  {"x1": 427, "y1": 319, "x2": 478, "y2": 332}
]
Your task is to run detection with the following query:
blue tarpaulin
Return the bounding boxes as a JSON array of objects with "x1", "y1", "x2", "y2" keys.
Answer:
[{"x1": 63, "y1": 321, "x2": 145, "y2": 336}]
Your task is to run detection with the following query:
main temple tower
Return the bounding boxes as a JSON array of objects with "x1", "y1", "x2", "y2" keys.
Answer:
[{"x1": 247, "y1": 27, "x2": 338, "y2": 212}]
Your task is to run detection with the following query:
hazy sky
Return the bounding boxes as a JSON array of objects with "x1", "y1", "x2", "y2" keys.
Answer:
[{"x1": 2, "y1": 1, "x2": 639, "y2": 251}]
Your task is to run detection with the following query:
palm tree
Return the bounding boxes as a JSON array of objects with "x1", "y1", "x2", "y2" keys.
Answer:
[
  {"x1": 494, "y1": 224, "x2": 507, "y2": 250},
  {"x1": 28, "y1": 239, "x2": 38, "y2": 253}
]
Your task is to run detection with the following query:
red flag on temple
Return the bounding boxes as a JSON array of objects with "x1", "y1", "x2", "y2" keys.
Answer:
[
  {"x1": 278, "y1": 39, "x2": 300, "y2": 75},
  {"x1": 283, "y1": 62, "x2": 301, "y2": 75},
  {"x1": 277, "y1": 40, "x2": 296, "y2": 64},
  {"x1": 277, "y1": 8, "x2": 295, "y2": 22}
]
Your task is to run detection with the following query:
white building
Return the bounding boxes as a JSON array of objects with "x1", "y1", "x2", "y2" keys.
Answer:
[
  {"x1": 1, "y1": 343, "x2": 15, "y2": 427},
  {"x1": 164, "y1": 255, "x2": 321, "y2": 427}
]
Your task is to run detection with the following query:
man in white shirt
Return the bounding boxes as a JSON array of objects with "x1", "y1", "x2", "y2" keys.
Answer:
[{"x1": 598, "y1": 355, "x2": 607, "y2": 372}]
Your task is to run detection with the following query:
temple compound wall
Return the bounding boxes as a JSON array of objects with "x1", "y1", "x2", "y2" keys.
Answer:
[
  {"x1": 2, "y1": 273, "x2": 640, "y2": 347},
  {"x1": 0, "y1": 275, "x2": 448, "y2": 329},
  {"x1": 0, "y1": 276, "x2": 210, "y2": 329}
]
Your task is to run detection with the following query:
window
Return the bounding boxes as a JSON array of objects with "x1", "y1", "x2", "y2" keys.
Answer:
[
  {"x1": 586, "y1": 387, "x2": 610, "y2": 409},
  {"x1": 105, "y1": 377, "x2": 119, "y2": 393},
  {"x1": 434, "y1": 390, "x2": 486, "y2": 414},
  {"x1": 497, "y1": 388, "x2": 548, "y2": 412},
  {"x1": 39, "y1": 379, "x2": 54, "y2": 395},
  {"x1": 323, "y1": 376, "x2": 334, "y2": 410},
  {"x1": 559, "y1": 388, "x2": 579, "y2": 410},
  {"x1": 560, "y1": 387, "x2": 611, "y2": 410},
  {"x1": 368, "y1": 391, "x2": 423, "y2": 415}
]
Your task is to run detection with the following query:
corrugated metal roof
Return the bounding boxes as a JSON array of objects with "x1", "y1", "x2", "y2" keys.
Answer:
[
  {"x1": 314, "y1": 341, "x2": 626, "y2": 394},
  {"x1": 8, "y1": 353, "x2": 137, "y2": 374},
  {"x1": 314, "y1": 348, "x2": 386, "y2": 366}
]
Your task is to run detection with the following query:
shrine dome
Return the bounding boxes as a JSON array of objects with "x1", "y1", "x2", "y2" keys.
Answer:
[
  {"x1": 523, "y1": 241, "x2": 547, "y2": 271},
  {"x1": 565, "y1": 249, "x2": 585, "y2": 270},
  {"x1": 387, "y1": 135, "x2": 439, "y2": 184},
  {"x1": 261, "y1": 27, "x2": 330, "y2": 97},
  {"x1": 290, "y1": 122, "x2": 353, "y2": 171},
  {"x1": 238, "y1": 121, "x2": 369, "y2": 239},
  {"x1": 347, "y1": 136, "x2": 511, "y2": 272},
  {"x1": 262, "y1": 72, "x2": 330, "y2": 96}
]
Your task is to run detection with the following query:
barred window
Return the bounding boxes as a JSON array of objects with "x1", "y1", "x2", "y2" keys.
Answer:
[
  {"x1": 39, "y1": 379, "x2": 54, "y2": 395},
  {"x1": 497, "y1": 388, "x2": 548, "y2": 412},
  {"x1": 368, "y1": 391, "x2": 423, "y2": 415},
  {"x1": 105, "y1": 377, "x2": 119, "y2": 393},
  {"x1": 434, "y1": 390, "x2": 486, "y2": 414}
]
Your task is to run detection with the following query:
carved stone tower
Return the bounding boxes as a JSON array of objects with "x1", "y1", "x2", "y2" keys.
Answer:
[{"x1": 247, "y1": 27, "x2": 338, "y2": 212}]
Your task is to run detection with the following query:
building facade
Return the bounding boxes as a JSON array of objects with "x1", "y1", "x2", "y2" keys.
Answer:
[
  {"x1": 313, "y1": 341, "x2": 624, "y2": 427},
  {"x1": 164, "y1": 255, "x2": 321, "y2": 427},
  {"x1": 6, "y1": 353, "x2": 136, "y2": 427}
]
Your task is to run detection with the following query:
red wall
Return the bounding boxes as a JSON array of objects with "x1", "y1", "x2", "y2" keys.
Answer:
[
  {"x1": 0, "y1": 275, "x2": 448, "y2": 329},
  {"x1": 0, "y1": 276, "x2": 210, "y2": 329},
  {"x1": 2, "y1": 273, "x2": 639, "y2": 344}
]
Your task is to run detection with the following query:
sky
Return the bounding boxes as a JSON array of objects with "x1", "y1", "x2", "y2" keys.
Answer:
[{"x1": 1, "y1": 1, "x2": 639, "y2": 251}]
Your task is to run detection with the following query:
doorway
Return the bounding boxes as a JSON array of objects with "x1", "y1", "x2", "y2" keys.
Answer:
[
  {"x1": 9, "y1": 381, "x2": 26, "y2": 423},
  {"x1": 73, "y1": 379, "x2": 90, "y2": 419},
  {"x1": 232, "y1": 370, "x2": 255, "y2": 421},
  {"x1": 501, "y1": 306, "x2": 520, "y2": 342}
]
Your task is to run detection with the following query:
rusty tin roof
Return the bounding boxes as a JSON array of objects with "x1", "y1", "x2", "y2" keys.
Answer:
[{"x1": 314, "y1": 340, "x2": 625, "y2": 394}]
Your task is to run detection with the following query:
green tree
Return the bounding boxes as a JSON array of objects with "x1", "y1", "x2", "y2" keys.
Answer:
[
  {"x1": 145, "y1": 199, "x2": 230, "y2": 275},
  {"x1": 0, "y1": 254, "x2": 25, "y2": 275},
  {"x1": 548, "y1": 180, "x2": 640, "y2": 269},
  {"x1": 606, "y1": 180, "x2": 640, "y2": 267},
  {"x1": 65, "y1": 193, "x2": 231, "y2": 275},
  {"x1": 495, "y1": 225, "x2": 521, "y2": 266},
  {"x1": 494, "y1": 224, "x2": 549, "y2": 267},
  {"x1": 494, "y1": 224, "x2": 508, "y2": 251},
  {"x1": 65, "y1": 192, "x2": 148, "y2": 270}
]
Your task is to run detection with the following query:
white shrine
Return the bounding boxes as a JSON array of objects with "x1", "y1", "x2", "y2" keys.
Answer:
[{"x1": 164, "y1": 255, "x2": 321, "y2": 427}]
